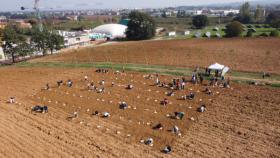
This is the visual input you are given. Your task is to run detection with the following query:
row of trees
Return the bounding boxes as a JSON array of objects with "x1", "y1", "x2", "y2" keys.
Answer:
[
  {"x1": 235, "y1": 2, "x2": 280, "y2": 27},
  {"x1": 125, "y1": 9, "x2": 279, "y2": 40},
  {"x1": 1, "y1": 24, "x2": 64, "y2": 63},
  {"x1": 190, "y1": 2, "x2": 280, "y2": 29},
  {"x1": 225, "y1": 21, "x2": 279, "y2": 37}
]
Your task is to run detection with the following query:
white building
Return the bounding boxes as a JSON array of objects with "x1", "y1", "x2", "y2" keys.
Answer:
[
  {"x1": 184, "y1": 30, "x2": 190, "y2": 36},
  {"x1": 0, "y1": 16, "x2": 7, "y2": 22},
  {"x1": 156, "y1": 27, "x2": 165, "y2": 34},
  {"x1": 210, "y1": 9, "x2": 240, "y2": 16},
  {"x1": 167, "y1": 31, "x2": 176, "y2": 37},
  {"x1": 185, "y1": 10, "x2": 203, "y2": 15},
  {"x1": 58, "y1": 31, "x2": 91, "y2": 48},
  {"x1": 90, "y1": 24, "x2": 127, "y2": 40},
  {"x1": 0, "y1": 47, "x2": 6, "y2": 61}
]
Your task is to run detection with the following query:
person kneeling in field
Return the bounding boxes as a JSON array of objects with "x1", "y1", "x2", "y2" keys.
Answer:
[
  {"x1": 174, "y1": 112, "x2": 185, "y2": 120},
  {"x1": 67, "y1": 79, "x2": 73, "y2": 87},
  {"x1": 182, "y1": 92, "x2": 195, "y2": 100},
  {"x1": 100, "y1": 80, "x2": 105, "y2": 85},
  {"x1": 31, "y1": 105, "x2": 48, "y2": 113},
  {"x1": 153, "y1": 123, "x2": 163, "y2": 130},
  {"x1": 57, "y1": 80, "x2": 63, "y2": 87},
  {"x1": 171, "y1": 125, "x2": 181, "y2": 136},
  {"x1": 203, "y1": 88, "x2": 212, "y2": 95},
  {"x1": 161, "y1": 98, "x2": 169, "y2": 106},
  {"x1": 92, "y1": 110, "x2": 99, "y2": 116},
  {"x1": 172, "y1": 125, "x2": 179, "y2": 133},
  {"x1": 119, "y1": 102, "x2": 128, "y2": 110},
  {"x1": 8, "y1": 97, "x2": 15, "y2": 104},
  {"x1": 126, "y1": 84, "x2": 134, "y2": 90},
  {"x1": 88, "y1": 82, "x2": 95, "y2": 91},
  {"x1": 162, "y1": 146, "x2": 172, "y2": 154},
  {"x1": 144, "y1": 138, "x2": 154, "y2": 146},
  {"x1": 197, "y1": 105, "x2": 206, "y2": 113},
  {"x1": 97, "y1": 87, "x2": 105, "y2": 93},
  {"x1": 187, "y1": 92, "x2": 195, "y2": 100},
  {"x1": 45, "y1": 83, "x2": 50, "y2": 90},
  {"x1": 167, "y1": 91, "x2": 175, "y2": 97},
  {"x1": 84, "y1": 75, "x2": 88, "y2": 81},
  {"x1": 102, "y1": 112, "x2": 110, "y2": 118}
]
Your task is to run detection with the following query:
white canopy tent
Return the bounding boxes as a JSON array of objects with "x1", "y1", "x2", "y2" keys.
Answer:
[
  {"x1": 208, "y1": 63, "x2": 225, "y2": 70},
  {"x1": 208, "y1": 63, "x2": 230, "y2": 76}
]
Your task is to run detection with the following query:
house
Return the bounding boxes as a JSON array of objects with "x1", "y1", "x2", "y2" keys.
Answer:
[
  {"x1": 184, "y1": 30, "x2": 190, "y2": 36},
  {"x1": 0, "y1": 47, "x2": 6, "y2": 61},
  {"x1": 14, "y1": 20, "x2": 32, "y2": 29},
  {"x1": 167, "y1": 32, "x2": 176, "y2": 37},
  {"x1": 156, "y1": 27, "x2": 165, "y2": 34},
  {"x1": 58, "y1": 30, "x2": 91, "y2": 48},
  {"x1": 0, "y1": 16, "x2": 7, "y2": 23}
]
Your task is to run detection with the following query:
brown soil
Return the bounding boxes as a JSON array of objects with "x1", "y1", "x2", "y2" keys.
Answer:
[
  {"x1": 0, "y1": 66, "x2": 279, "y2": 157},
  {"x1": 32, "y1": 38, "x2": 280, "y2": 74}
]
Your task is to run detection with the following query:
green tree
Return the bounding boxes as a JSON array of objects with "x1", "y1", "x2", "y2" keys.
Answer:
[
  {"x1": 192, "y1": 15, "x2": 208, "y2": 29},
  {"x1": 31, "y1": 26, "x2": 64, "y2": 55},
  {"x1": 2, "y1": 24, "x2": 31, "y2": 63},
  {"x1": 255, "y1": 5, "x2": 265, "y2": 23},
  {"x1": 235, "y1": 2, "x2": 252, "y2": 24},
  {"x1": 240, "y1": 2, "x2": 250, "y2": 17},
  {"x1": 271, "y1": 20, "x2": 280, "y2": 28},
  {"x1": 126, "y1": 11, "x2": 156, "y2": 40},
  {"x1": 177, "y1": 10, "x2": 186, "y2": 18},
  {"x1": 266, "y1": 12, "x2": 279, "y2": 24},
  {"x1": 266, "y1": 12, "x2": 280, "y2": 28},
  {"x1": 46, "y1": 31, "x2": 64, "y2": 54},
  {"x1": 270, "y1": 30, "x2": 279, "y2": 37},
  {"x1": 0, "y1": 28, "x2": 3, "y2": 45},
  {"x1": 246, "y1": 30, "x2": 253, "y2": 37},
  {"x1": 31, "y1": 26, "x2": 49, "y2": 55},
  {"x1": 225, "y1": 21, "x2": 244, "y2": 37}
]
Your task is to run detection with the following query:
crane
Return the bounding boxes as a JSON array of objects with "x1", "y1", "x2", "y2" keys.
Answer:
[
  {"x1": 34, "y1": 0, "x2": 43, "y2": 31},
  {"x1": 21, "y1": 0, "x2": 43, "y2": 31}
]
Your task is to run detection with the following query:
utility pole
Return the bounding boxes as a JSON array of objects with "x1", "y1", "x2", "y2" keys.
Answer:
[
  {"x1": 34, "y1": 0, "x2": 43, "y2": 31},
  {"x1": 21, "y1": 0, "x2": 43, "y2": 31}
]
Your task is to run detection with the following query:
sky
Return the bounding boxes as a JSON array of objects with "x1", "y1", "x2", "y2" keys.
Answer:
[{"x1": 0, "y1": 0, "x2": 254, "y2": 11}]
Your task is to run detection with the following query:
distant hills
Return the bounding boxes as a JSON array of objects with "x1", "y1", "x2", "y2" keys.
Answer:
[
  {"x1": 177, "y1": 0, "x2": 280, "y2": 9},
  {"x1": 212, "y1": 0, "x2": 280, "y2": 7}
]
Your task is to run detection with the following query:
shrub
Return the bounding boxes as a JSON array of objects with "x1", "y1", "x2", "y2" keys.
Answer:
[
  {"x1": 246, "y1": 30, "x2": 253, "y2": 37},
  {"x1": 192, "y1": 15, "x2": 209, "y2": 29},
  {"x1": 259, "y1": 33, "x2": 268, "y2": 37},
  {"x1": 126, "y1": 11, "x2": 156, "y2": 40},
  {"x1": 270, "y1": 30, "x2": 279, "y2": 37},
  {"x1": 255, "y1": 25, "x2": 261, "y2": 28},
  {"x1": 248, "y1": 28, "x2": 257, "y2": 32},
  {"x1": 247, "y1": 25, "x2": 253, "y2": 28},
  {"x1": 225, "y1": 21, "x2": 244, "y2": 37}
]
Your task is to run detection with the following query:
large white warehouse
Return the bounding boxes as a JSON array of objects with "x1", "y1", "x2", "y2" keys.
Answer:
[{"x1": 91, "y1": 24, "x2": 127, "y2": 39}]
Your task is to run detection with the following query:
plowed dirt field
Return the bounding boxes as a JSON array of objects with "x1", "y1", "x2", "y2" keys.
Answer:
[{"x1": 0, "y1": 67, "x2": 279, "y2": 157}]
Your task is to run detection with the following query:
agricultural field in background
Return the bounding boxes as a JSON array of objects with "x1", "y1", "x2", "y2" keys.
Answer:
[{"x1": 31, "y1": 38, "x2": 280, "y2": 75}]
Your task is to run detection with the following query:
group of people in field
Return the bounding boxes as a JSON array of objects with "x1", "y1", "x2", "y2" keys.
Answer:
[{"x1": 7, "y1": 66, "x2": 232, "y2": 154}]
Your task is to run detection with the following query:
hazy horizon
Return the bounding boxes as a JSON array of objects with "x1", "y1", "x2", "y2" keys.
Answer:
[{"x1": 0, "y1": 0, "x2": 258, "y2": 12}]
